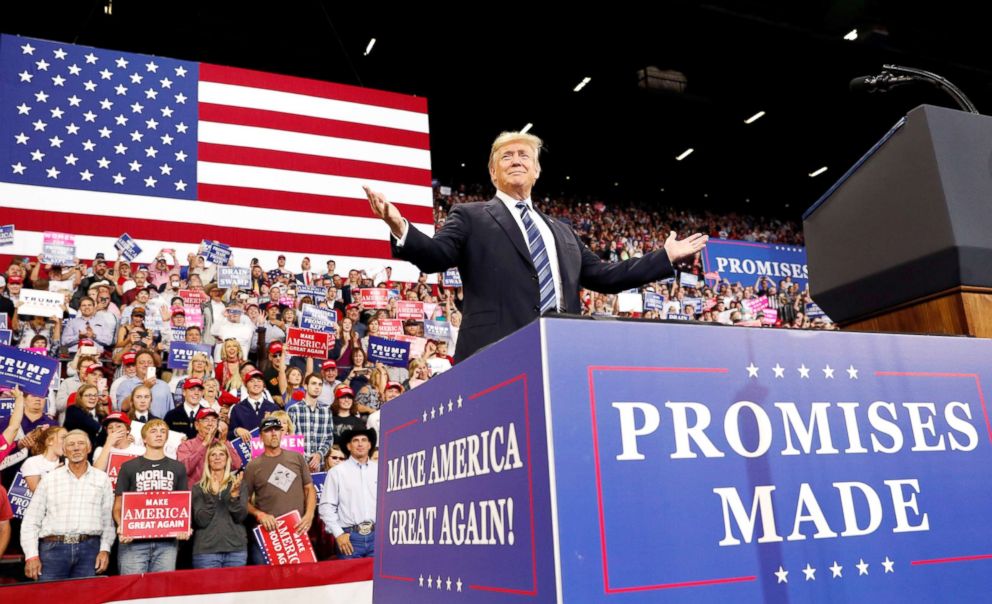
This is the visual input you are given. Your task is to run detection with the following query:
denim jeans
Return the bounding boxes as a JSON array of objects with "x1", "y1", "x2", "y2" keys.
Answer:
[
  {"x1": 192, "y1": 550, "x2": 248, "y2": 569},
  {"x1": 338, "y1": 530, "x2": 375, "y2": 559},
  {"x1": 38, "y1": 538, "x2": 100, "y2": 581},
  {"x1": 118, "y1": 539, "x2": 178, "y2": 575}
]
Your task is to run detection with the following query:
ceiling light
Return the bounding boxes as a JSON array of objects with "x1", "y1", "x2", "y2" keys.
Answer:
[
  {"x1": 573, "y1": 77, "x2": 591, "y2": 92},
  {"x1": 676, "y1": 148, "x2": 694, "y2": 161},
  {"x1": 364, "y1": 38, "x2": 376, "y2": 56},
  {"x1": 843, "y1": 29, "x2": 858, "y2": 41},
  {"x1": 809, "y1": 166, "x2": 828, "y2": 177},
  {"x1": 744, "y1": 111, "x2": 765, "y2": 124}
]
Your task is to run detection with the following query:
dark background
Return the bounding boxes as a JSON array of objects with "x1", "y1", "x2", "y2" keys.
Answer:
[{"x1": 5, "y1": 0, "x2": 989, "y2": 219}]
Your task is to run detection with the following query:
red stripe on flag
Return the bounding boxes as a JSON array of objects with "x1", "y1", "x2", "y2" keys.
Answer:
[
  {"x1": 197, "y1": 184, "x2": 435, "y2": 224},
  {"x1": 200, "y1": 63, "x2": 428, "y2": 114},
  {"x1": 198, "y1": 143, "x2": 432, "y2": 187},
  {"x1": 199, "y1": 104, "x2": 431, "y2": 150},
  {"x1": 3, "y1": 208, "x2": 392, "y2": 259}
]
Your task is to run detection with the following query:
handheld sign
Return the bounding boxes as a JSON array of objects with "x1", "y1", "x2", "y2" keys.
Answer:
[
  {"x1": 167, "y1": 342, "x2": 213, "y2": 370},
  {"x1": 368, "y1": 335, "x2": 410, "y2": 367},
  {"x1": 249, "y1": 434, "x2": 306, "y2": 459},
  {"x1": 252, "y1": 510, "x2": 317, "y2": 565},
  {"x1": 0, "y1": 344, "x2": 59, "y2": 396},
  {"x1": 299, "y1": 304, "x2": 337, "y2": 334},
  {"x1": 358, "y1": 288, "x2": 392, "y2": 310},
  {"x1": 442, "y1": 267, "x2": 462, "y2": 288},
  {"x1": 41, "y1": 231, "x2": 75, "y2": 265},
  {"x1": 0, "y1": 225, "x2": 13, "y2": 247},
  {"x1": 230, "y1": 428, "x2": 260, "y2": 467},
  {"x1": 106, "y1": 452, "x2": 138, "y2": 489},
  {"x1": 396, "y1": 301, "x2": 425, "y2": 320},
  {"x1": 7, "y1": 471, "x2": 32, "y2": 519},
  {"x1": 285, "y1": 327, "x2": 332, "y2": 359},
  {"x1": 114, "y1": 233, "x2": 142, "y2": 261},
  {"x1": 202, "y1": 240, "x2": 232, "y2": 265},
  {"x1": 217, "y1": 266, "x2": 251, "y2": 288},
  {"x1": 17, "y1": 289, "x2": 65, "y2": 318},
  {"x1": 120, "y1": 490, "x2": 192, "y2": 539}
]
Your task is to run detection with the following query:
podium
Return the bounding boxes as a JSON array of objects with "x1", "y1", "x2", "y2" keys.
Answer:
[
  {"x1": 803, "y1": 104, "x2": 992, "y2": 337},
  {"x1": 374, "y1": 317, "x2": 992, "y2": 602}
]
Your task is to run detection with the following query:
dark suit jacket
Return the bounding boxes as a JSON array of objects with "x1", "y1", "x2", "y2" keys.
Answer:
[{"x1": 392, "y1": 197, "x2": 674, "y2": 361}]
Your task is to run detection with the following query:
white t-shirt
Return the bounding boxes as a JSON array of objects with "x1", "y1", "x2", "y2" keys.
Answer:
[{"x1": 20, "y1": 454, "x2": 60, "y2": 478}]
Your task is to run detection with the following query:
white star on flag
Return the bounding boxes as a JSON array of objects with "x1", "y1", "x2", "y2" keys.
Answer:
[
  {"x1": 112, "y1": 172, "x2": 126, "y2": 184},
  {"x1": 847, "y1": 365, "x2": 859, "y2": 379},
  {"x1": 11, "y1": 162, "x2": 26, "y2": 175},
  {"x1": 745, "y1": 363, "x2": 759, "y2": 378},
  {"x1": 115, "y1": 57, "x2": 128, "y2": 68},
  {"x1": 63, "y1": 153, "x2": 78, "y2": 165},
  {"x1": 18, "y1": 70, "x2": 33, "y2": 83},
  {"x1": 829, "y1": 561, "x2": 843, "y2": 577},
  {"x1": 79, "y1": 169, "x2": 93, "y2": 181},
  {"x1": 882, "y1": 556, "x2": 894, "y2": 573},
  {"x1": 83, "y1": 138, "x2": 97, "y2": 151},
  {"x1": 50, "y1": 107, "x2": 65, "y2": 119},
  {"x1": 822, "y1": 365, "x2": 835, "y2": 379},
  {"x1": 46, "y1": 166, "x2": 60, "y2": 178},
  {"x1": 16, "y1": 103, "x2": 31, "y2": 115},
  {"x1": 53, "y1": 48, "x2": 67, "y2": 59},
  {"x1": 68, "y1": 64, "x2": 82, "y2": 76},
  {"x1": 772, "y1": 363, "x2": 785, "y2": 378},
  {"x1": 35, "y1": 59, "x2": 50, "y2": 71},
  {"x1": 798, "y1": 364, "x2": 810, "y2": 378},
  {"x1": 84, "y1": 52, "x2": 98, "y2": 64},
  {"x1": 802, "y1": 563, "x2": 816, "y2": 581},
  {"x1": 174, "y1": 179, "x2": 187, "y2": 191}
]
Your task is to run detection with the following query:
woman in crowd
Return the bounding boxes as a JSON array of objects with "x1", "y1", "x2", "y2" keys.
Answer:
[
  {"x1": 63, "y1": 384, "x2": 104, "y2": 449},
  {"x1": 279, "y1": 363, "x2": 307, "y2": 407},
  {"x1": 216, "y1": 338, "x2": 245, "y2": 395},
  {"x1": 124, "y1": 385, "x2": 158, "y2": 423},
  {"x1": 267, "y1": 410, "x2": 295, "y2": 434},
  {"x1": 170, "y1": 351, "x2": 214, "y2": 402},
  {"x1": 342, "y1": 347, "x2": 372, "y2": 394},
  {"x1": 281, "y1": 306, "x2": 297, "y2": 328},
  {"x1": 330, "y1": 386, "x2": 364, "y2": 439},
  {"x1": 201, "y1": 377, "x2": 222, "y2": 412},
  {"x1": 404, "y1": 358, "x2": 431, "y2": 390},
  {"x1": 360, "y1": 317, "x2": 380, "y2": 351},
  {"x1": 323, "y1": 445, "x2": 346, "y2": 471},
  {"x1": 20, "y1": 426, "x2": 67, "y2": 491},
  {"x1": 355, "y1": 365, "x2": 389, "y2": 414},
  {"x1": 191, "y1": 441, "x2": 248, "y2": 568}
]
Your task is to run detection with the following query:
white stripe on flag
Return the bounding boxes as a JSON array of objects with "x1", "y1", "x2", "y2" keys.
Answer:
[
  {"x1": 197, "y1": 162, "x2": 434, "y2": 206},
  {"x1": 0, "y1": 182, "x2": 434, "y2": 239},
  {"x1": 199, "y1": 81, "x2": 429, "y2": 133},
  {"x1": 199, "y1": 121, "x2": 432, "y2": 170}
]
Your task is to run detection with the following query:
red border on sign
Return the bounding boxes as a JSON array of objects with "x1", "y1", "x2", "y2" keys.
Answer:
[
  {"x1": 587, "y1": 365, "x2": 757, "y2": 594},
  {"x1": 120, "y1": 490, "x2": 192, "y2": 539},
  {"x1": 874, "y1": 371, "x2": 992, "y2": 567}
]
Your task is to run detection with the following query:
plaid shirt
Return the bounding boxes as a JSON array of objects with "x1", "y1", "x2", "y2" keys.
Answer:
[
  {"x1": 20, "y1": 463, "x2": 116, "y2": 558},
  {"x1": 287, "y1": 401, "x2": 336, "y2": 458}
]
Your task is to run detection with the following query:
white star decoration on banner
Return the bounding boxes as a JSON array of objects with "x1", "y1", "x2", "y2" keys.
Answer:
[
  {"x1": 418, "y1": 574, "x2": 463, "y2": 592},
  {"x1": 776, "y1": 557, "x2": 893, "y2": 585},
  {"x1": 422, "y1": 396, "x2": 465, "y2": 423},
  {"x1": 744, "y1": 363, "x2": 859, "y2": 379}
]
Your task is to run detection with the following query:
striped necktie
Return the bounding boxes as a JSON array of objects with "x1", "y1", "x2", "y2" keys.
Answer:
[{"x1": 516, "y1": 202, "x2": 557, "y2": 313}]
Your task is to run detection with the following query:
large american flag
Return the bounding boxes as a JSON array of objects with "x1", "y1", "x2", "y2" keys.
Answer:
[{"x1": 0, "y1": 34, "x2": 433, "y2": 277}]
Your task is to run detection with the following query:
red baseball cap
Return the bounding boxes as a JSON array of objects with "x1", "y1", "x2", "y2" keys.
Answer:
[
  {"x1": 171, "y1": 308, "x2": 185, "y2": 316},
  {"x1": 321, "y1": 360, "x2": 337, "y2": 371},
  {"x1": 218, "y1": 391, "x2": 239, "y2": 406},
  {"x1": 268, "y1": 341, "x2": 284, "y2": 354},
  {"x1": 7, "y1": 275, "x2": 23, "y2": 284},
  {"x1": 195, "y1": 407, "x2": 219, "y2": 421},
  {"x1": 386, "y1": 381, "x2": 404, "y2": 393},
  {"x1": 183, "y1": 378, "x2": 204, "y2": 390},
  {"x1": 335, "y1": 386, "x2": 354, "y2": 398},
  {"x1": 243, "y1": 369, "x2": 264, "y2": 382},
  {"x1": 102, "y1": 411, "x2": 131, "y2": 427},
  {"x1": 85, "y1": 364, "x2": 103, "y2": 375},
  {"x1": 122, "y1": 352, "x2": 137, "y2": 365},
  {"x1": 79, "y1": 338, "x2": 96, "y2": 347}
]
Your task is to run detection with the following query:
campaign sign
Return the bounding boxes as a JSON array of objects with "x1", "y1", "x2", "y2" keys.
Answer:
[
  {"x1": 378, "y1": 319, "x2": 404, "y2": 339},
  {"x1": 217, "y1": 266, "x2": 251, "y2": 288},
  {"x1": 300, "y1": 304, "x2": 338, "y2": 334},
  {"x1": 179, "y1": 289, "x2": 208, "y2": 306},
  {"x1": 120, "y1": 490, "x2": 192, "y2": 539},
  {"x1": 394, "y1": 335, "x2": 426, "y2": 359},
  {"x1": 643, "y1": 292, "x2": 664, "y2": 311},
  {"x1": 0, "y1": 397, "x2": 14, "y2": 424},
  {"x1": 285, "y1": 327, "x2": 332, "y2": 359},
  {"x1": 0, "y1": 224, "x2": 13, "y2": 247},
  {"x1": 396, "y1": 301, "x2": 425, "y2": 320},
  {"x1": 424, "y1": 319, "x2": 450, "y2": 342},
  {"x1": 41, "y1": 231, "x2": 75, "y2": 265},
  {"x1": 762, "y1": 307, "x2": 779, "y2": 325},
  {"x1": 666, "y1": 312, "x2": 691, "y2": 321},
  {"x1": 368, "y1": 336, "x2": 409, "y2": 368},
  {"x1": 252, "y1": 510, "x2": 318, "y2": 565},
  {"x1": 807, "y1": 301, "x2": 828, "y2": 319},
  {"x1": 679, "y1": 272, "x2": 700, "y2": 287},
  {"x1": 0, "y1": 329, "x2": 10, "y2": 346},
  {"x1": 745, "y1": 295, "x2": 770, "y2": 315},
  {"x1": 114, "y1": 233, "x2": 142, "y2": 261},
  {"x1": 18, "y1": 289, "x2": 65, "y2": 318},
  {"x1": 0, "y1": 313, "x2": 6, "y2": 328},
  {"x1": 297, "y1": 284, "x2": 328, "y2": 300},
  {"x1": 359, "y1": 288, "x2": 392, "y2": 310},
  {"x1": 682, "y1": 296, "x2": 704, "y2": 312},
  {"x1": 702, "y1": 239, "x2": 809, "y2": 288},
  {"x1": 167, "y1": 342, "x2": 213, "y2": 370},
  {"x1": 374, "y1": 321, "x2": 554, "y2": 603},
  {"x1": 202, "y1": 240, "x2": 232, "y2": 265},
  {"x1": 7, "y1": 471, "x2": 32, "y2": 518},
  {"x1": 231, "y1": 428, "x2": 260, "y2": 467},
  {"x1": 617, "y1": 292, "x2": 643, "y2": 313},
  {"x1": 0, "y1": 344, "x2": 59, "y2": 396},
  {"x1": 311, "y1": 472, "x2": 327, "y2": 501},
  {"x1": 442, "y1": 267, "x2": 462, "y2": 288},
  {"x1": 105, "y1": 452, "x2": 139, "y2": 489},
  {"x1": 249, "y1": 434, "x2": 306, "y2": 458}
]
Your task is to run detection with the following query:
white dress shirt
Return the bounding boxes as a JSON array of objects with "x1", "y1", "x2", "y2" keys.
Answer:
[{"x1": 318, "y1": 457, "x2": 378, "y2": 537}]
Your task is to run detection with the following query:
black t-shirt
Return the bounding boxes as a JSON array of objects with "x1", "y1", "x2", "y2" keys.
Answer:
[
  {"x1": 332, "y1": 414, "x2": 366, "y2": 439},
  {"x1": 263, "y1": 366, "x2": 281, "y2": 397},
  {"x1": 115, "y1": 455, "x2": 188, "y2": 495}
]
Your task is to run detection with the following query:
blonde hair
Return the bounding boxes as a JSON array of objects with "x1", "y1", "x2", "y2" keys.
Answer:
[
  {"x1": 268, "y1": 410, "x2": 295, "y2": 434},
  {"x1": 188, "y1": 352, "x2": 213, "y2": 377},
  {"x1": 141, "y1": 418, "x2": 169, "y2": 441},
  {"x1": 198, "y1": 441, "x2": 235, "y2": 495},
  {"x1": 488, "y1": 131, "x2": 543, "y2": 173}
]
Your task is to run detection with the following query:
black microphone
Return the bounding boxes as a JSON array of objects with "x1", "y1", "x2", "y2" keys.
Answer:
[{"x1": 849, "y1": 73, "x2": 917, "y2": 94}]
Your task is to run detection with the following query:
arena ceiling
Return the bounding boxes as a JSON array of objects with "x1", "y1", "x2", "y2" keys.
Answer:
[{"x1": 5, "y1": 1, "x2": 989, "y2": 220}]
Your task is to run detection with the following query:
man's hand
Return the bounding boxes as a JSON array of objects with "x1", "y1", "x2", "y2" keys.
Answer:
[
  {"x1": 336, "y1": 533, "x2": 354, "y2": 556},
  {"x1": 95, "y1": 551, "x2": 110, "y2": 574},
  {"x1": 257, "y1": 512, "x2": 278, "y2": 531},
  {"x1": 308, "y1": 453, "x2": 321, "y2": 472},
  {"x1": 177, "y1": 530, "x2": 193, "y2": 541},
  {"x1": 235, "y1": 427, "x2": 251, "y2": 442},
  {"x1": 25, "y1": 557, "x2": 42, "y2": 580},
  {"x1": 296, "y1": 511, "x2": 313, "y2": 535},
  {"x1": 363, "y1": 186, "x2": 405, "y2": 238},
  {"x1": 663, "y1": 231, "x2": 709, "y2": 264}
]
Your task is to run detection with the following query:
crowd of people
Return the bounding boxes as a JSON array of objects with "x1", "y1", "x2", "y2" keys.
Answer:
[{"x1": 0, "y1": 183, "x2": 828, "y2": 582}]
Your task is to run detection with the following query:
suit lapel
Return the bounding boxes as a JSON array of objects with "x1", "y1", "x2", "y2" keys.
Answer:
[{"x1": 486, "y1": 198, "x2": 534, "y2": 268}]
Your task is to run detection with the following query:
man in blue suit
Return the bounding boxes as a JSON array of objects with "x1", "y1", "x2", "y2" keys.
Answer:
[{"x1": 364, "y1": 131, "x2": 708, "y2": 362}]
